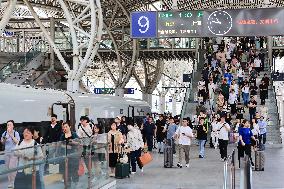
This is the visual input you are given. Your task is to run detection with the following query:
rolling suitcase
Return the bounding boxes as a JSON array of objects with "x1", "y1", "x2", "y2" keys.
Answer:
[
  {"x1": 255, "y1": 142, "x2": 265, "y2": 171},
  {"x1": 164, "y1": 140, "x2": 173, "y2": 168},
  {"x1": 115, "y1": 162, "x2": 130, "y2": 178}
]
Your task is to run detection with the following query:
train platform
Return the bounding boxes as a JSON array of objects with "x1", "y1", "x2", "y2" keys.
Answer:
[{"x1": 116, "y1": 144, "x2": 284, "y2": 189}]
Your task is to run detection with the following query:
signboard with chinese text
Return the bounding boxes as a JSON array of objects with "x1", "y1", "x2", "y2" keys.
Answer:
[
  {"x1": 94, "y1": 88, "x2": 135, "y2": 94},
  {"x1": 131, "y1": 8, "x2": 284, "y2": 38}
]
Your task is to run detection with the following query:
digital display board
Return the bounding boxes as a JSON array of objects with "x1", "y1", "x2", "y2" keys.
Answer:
[{"x1": 131, "y1": 8, "x2": 284, "y2": 38}]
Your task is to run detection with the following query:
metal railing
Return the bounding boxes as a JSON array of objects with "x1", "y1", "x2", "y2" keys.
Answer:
[
  {"x1": 0, "y1": 136, "x2": 110, "y2": 189},
  {"x1": 223, "y1": 149, "x2": 253, "y2": 189},
  {"x1": 223, "y1": 149, "x2": 236, "y2": 189}
]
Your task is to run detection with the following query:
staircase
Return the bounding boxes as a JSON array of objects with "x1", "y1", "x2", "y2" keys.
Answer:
[
  {"x1": 180, "y1": 48, "x2": 281, "y2": 144},
  {"x1": 181, "y1": 49, "x2": 207, "y2": 119}
]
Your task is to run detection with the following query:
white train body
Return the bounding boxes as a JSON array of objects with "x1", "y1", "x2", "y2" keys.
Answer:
[{"x1": 0, "y1": 83, "x2": 150, "y2": 132}]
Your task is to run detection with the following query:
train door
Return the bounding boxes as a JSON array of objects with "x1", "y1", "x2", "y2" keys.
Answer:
[
  {"x1": 128, "y1": 105, "x2": 135, "y2": 125},
  {"x1": 51, "y1": 102, "x2": 76, "y2": 131}
]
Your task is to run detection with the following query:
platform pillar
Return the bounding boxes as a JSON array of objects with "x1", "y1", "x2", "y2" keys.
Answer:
[
  {"x1": 143, "y1": 93, "x2": 153, "y2": 108},
  {"x1": 267, "y1": 36, "x2": 273, "y2": 67},
  {"x1": 22, "y1": 30, "x2": 26, "y2": 52},
  {"x1": 115, "y1": 88, "x2": 124, "y2": 97},
  {"x1": 159, "y1": 95, "x2": 165, "y2": 114},
  {"x1": 172, "y1": 96, "x2": 177, "y2": 116},
  {"x1": 50, "y1": 17, "x2": 55, "y2": 69},
  {"x1": 67, "y1": 79, "x2": 79, "y2": 92}
]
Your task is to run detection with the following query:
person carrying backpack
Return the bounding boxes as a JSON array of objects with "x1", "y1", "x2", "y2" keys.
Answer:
[
  {"x1": 1, "y1": 120, "x2": 20, "y2": 188},
  {"x1": 14, "y1": 127, "x2": 44, "y2": 189}
]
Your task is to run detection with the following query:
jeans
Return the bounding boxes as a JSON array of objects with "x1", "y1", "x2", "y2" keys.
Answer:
[
  {"x1": 243, "y1": 92, "x2": 249, "y2": 106},
  {"x1": 238, "y1": 77, "x2": 243, "y2": 85},
  {"x1": 198, "y1": 140, "x2": 206, "y2": 157},
  {"x1": 157, "y1": 142, "x2": 164, "y2": 153},
  {"x1": 130, "y1": 149, "x2": 142, "y2": 172},
  {"x1": 146, "y1": 135, "x2": 154, "y2": 152},
  {"x1": 259, "y1": 133, "x2": 267, "y2": 145},
  {"x1": 209, "y1": 99, "x2": 215, "y2": 111}
]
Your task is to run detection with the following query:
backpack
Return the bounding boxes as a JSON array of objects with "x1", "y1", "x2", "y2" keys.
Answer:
[
  {"x1": 1, "y1": 131, "x2": 18, "y2": 151},
  {"x1": 3, "y1": 131, "x2": 16, "y2": 138}
]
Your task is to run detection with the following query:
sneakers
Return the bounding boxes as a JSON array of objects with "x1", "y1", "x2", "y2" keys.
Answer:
[
  {"x1": 185, "y1": 164, "x2": 189, "y2": 168},
  {"x1": 131, "y1": 172, "x2": 136, "y2": 175},
  {"x1": 177, "y1": 163, "x2": 183, "y2": 168},
  {"x1": 141, "y1": 168, "x2": 144, "y2": 172},
  {"x1": 220, "y1": 158, "x2": 227, "y2": 162},
  {"x1": 199, "y1": 155, "x2": 204, "y2": 158}
]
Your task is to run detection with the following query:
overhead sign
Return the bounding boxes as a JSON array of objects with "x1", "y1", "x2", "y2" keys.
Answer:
[
  {"x1": 131, "y1": 8, "x2": 284, "y2": 38},
  {"x1": 94, "y1": 88, "x2": 135, "y2": 94},
  {"x1": 2, "y1": 30, "x2": 15, "y2": 37},
  {"x1": 131, "y1": 11, "x2": 157, "y2": 38}
]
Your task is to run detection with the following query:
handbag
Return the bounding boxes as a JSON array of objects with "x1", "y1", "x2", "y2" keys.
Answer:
[
  {"x1": 138, "y1": 152, "x2": 153, "y2": 167},
  {"x1": 78, "y1": 159, "x2": 85, "y2": 176},
  {"x1": 119, "y1": 154, "x2": 128, "y2": 164}
]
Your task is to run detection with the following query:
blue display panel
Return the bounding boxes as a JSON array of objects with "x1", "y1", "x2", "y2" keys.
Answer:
[{"x1": 131, "y1": 11, "x2": 157, "y2": 38}]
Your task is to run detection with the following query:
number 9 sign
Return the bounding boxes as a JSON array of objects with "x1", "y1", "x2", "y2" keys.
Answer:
[
  {"x1": 131, "y1": 12, "x2": 157, "y2": 38},
  {"x1": 138, "y1": 16, "x2": 149, "y2": 34}
]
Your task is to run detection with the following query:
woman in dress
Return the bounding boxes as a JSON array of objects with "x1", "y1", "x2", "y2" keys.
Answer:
[{"x1": 108, "y1": 122, "x2": 123, "y2": 177}]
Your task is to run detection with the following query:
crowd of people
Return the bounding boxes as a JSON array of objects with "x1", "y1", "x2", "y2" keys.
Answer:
[
  {"x1": 0, "y1": 36, "x2": 272, "y2": 188},
  {"x1": 196, "y1": 36, "x2": 269, "y2": 166}
]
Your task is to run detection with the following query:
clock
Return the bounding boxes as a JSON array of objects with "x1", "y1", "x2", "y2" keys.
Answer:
[{"x1": 207, "y1": 10, "x2": 233, "y2": 36}]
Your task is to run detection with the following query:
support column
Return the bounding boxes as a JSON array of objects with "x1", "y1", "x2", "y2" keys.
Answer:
[
  {"x1": 280, "y1": 99, "x2": 284, "y2": 127},
  {"x1": 50, "y1": 17, "x2": 55, "y2": 69},
  {"x1": 267, "y1": 36, "x2": 273, "y2": 68},
  {"x1": 143, "y1": 93, "x2": 153, "y2": 108},
  {"x1": 16, "y1": 35, "x2": 20, "y2": 52},
  {"x1": 67, "y1": 79, "x2": 79, "y2": 92},
  {"x1": 115, "y1": 88, "x2": 124, "y2": 97},
  {"x1": 159, "y1": 94, "x2": 165, "y2": 114},
  {"x1": 172, "y1": 96, "x2": 177, "y2": 116},
  {"x1": 22, "y1": 30, "x2": 25, "y2": 52}
]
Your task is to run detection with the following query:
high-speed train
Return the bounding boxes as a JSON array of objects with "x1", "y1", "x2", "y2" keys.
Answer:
[{"x1": 0, "y1": 83, "x2": 151, "y2": 134}]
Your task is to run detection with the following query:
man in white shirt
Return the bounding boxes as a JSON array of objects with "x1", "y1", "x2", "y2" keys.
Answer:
[
  {"x1": 217, "y1": 116, "x2": 230, "y2": 161},
  {"x1": 174, "y1": 118, "x2": 194, "y2": 168}
]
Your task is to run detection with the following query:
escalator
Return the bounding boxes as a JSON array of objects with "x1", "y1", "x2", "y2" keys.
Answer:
[
  {"x1": 0, "y1": 47, "x2": 46, "y2": 85},
  {"x1": 181, "y1": 49, "x2": 207, "y2": 120}
]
